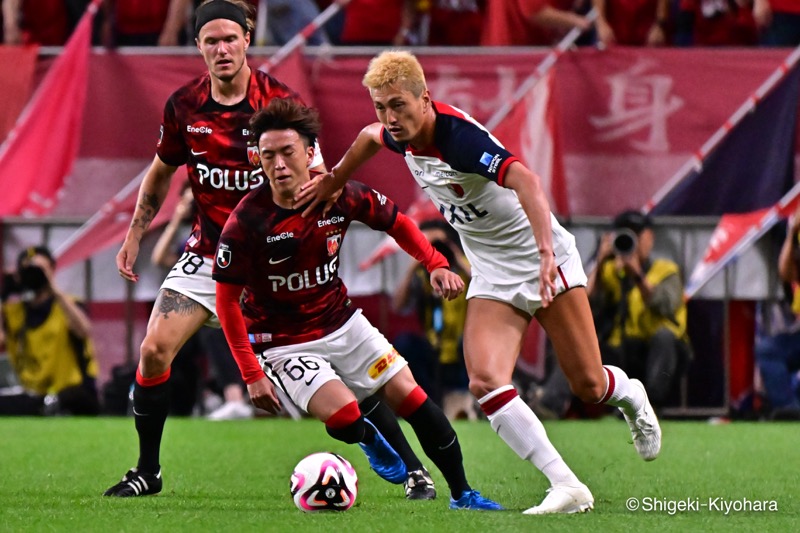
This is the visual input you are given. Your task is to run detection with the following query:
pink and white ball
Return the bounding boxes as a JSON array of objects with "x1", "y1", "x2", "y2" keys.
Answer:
[{"x1": 290, "y1": 452, "x2": 358, "y2": 512}]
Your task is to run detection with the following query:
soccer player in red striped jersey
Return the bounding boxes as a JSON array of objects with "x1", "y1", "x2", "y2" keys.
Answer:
[
  {"x1": 299, "y1": 50, "x2": 663, "y2": 515},
  {"x1": 213, "y1": 98, "x2": 502, "y2": 511},
  {"x1": 106, "y1": 1, "x2": 434, "y2": 500},
  {"x1": 104, "y1": 0, "x2": 324, "y2": 498}
]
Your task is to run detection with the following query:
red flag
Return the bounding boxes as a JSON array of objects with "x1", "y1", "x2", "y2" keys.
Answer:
[
  {"x1": 358, "y1": 194, "x2": 444, "y2": 271},
  {"x1": 0, "y1": 0, "x2": 101, "y2": 217},
  {"x1": 685, "y1": 182, "x2": 800, "y2": 299},
  {"x1": 55, "y1": 168, "x2": 186, "y2": 269},
  {"x1": 491, "y1": 71, "x2": 569, "y2": 216}
]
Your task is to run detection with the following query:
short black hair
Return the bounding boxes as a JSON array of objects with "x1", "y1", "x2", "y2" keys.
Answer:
[
  {"x1": 613, "y1": 210, "x2": 653, "y2": 235},
  {"x1": 249, "y1": 98, "x2": 321, "y2": 148},
  {"x1": 17, "y1": 245, "x2": 55, "y2": 270}
]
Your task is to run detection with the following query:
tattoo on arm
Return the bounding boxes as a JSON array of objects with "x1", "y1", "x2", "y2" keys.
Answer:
[
  {"x1": 132, "y1": 193, "x2": 162, "y2": 231},
  {"x1": 156, "y1": 289, "x2": 203, "y2": 319}
]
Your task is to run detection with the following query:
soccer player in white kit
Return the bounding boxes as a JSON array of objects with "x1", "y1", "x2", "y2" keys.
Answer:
[{"x1": 297, "y1": 50, "x2": 662, "y2": 515}]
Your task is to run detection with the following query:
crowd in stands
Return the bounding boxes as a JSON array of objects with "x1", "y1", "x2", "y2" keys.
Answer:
[{"x1": 2, "y1": 0, "x2": 799, "y2": 48}]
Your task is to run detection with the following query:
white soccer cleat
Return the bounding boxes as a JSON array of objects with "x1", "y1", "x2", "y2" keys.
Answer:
[
  {"x1": 207, "y1": 401, "x2": 254, "y2": 421},
  {"x1": 622, "y1": 379, "x2": 662, "y2": 461},
  {"x1": 523, "y1": 483, "x2": 594, "y2": 515}
]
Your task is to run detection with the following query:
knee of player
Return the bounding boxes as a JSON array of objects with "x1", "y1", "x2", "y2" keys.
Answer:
[
  {"x1": 468, "y1": 376, "x2": 500, "y2": 399},
  {"x1": 139, "y1": 338, "x2": 176, "y2": 371}
]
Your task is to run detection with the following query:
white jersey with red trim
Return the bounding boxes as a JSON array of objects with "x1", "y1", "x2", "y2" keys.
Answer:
[{"x1": 380, "y1": 101, "x2": 575, "y2": 286}]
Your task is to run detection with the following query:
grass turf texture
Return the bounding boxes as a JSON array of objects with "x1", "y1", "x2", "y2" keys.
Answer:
[{"x1": 0, "y1": 417, "x2": 795, "y2": 532}]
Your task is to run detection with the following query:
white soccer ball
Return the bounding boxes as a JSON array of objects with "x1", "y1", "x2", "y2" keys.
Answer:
[{"x1": 290, "y1": 452, "x2": 358, "y2": 512}]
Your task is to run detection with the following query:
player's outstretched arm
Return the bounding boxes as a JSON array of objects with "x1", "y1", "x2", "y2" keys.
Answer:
[
  {"x1": 386, "y1": 212, "x2": 464, "y2": 300},
  {"x1": 297, "y1": 123, "x2": 384, "y2": 217},
  {"x1": 116, "y1": 155, "x2": 178, "y2": 282},
  {"x1": 503, "y1": 162, "x2": 557, "y2": 307}
]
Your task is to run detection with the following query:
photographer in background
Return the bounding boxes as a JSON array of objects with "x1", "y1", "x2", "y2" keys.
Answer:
[
  {"x1": 586, "y1": 210, "x2": 691, "y2": 412},
  {"x1": 0, "y1": 246, "x2": 99, "y2": 415}
]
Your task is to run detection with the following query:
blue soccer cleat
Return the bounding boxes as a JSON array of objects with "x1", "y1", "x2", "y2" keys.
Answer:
[
  {"x1": 358, "y1": 419, "x2": 407, "y2": 484},
  {"x1": 449, "y1": 489, "x2": 504, "y2": 511}
]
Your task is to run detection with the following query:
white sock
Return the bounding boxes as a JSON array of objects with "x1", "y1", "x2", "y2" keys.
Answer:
[
  {"x1": 601, "y1": 365, "x2": 644, "y2": 417},
  {"x1": 479, "y1": 385, "x2": 580, "y2": 486}
]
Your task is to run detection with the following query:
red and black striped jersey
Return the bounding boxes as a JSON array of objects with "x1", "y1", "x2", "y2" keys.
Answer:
[
  {"x1": 156, "y1": 68, "x2": 302, "y2": 258},
  {"x1": 212, "y1": 181, "x2": 398, "y2": 350}
]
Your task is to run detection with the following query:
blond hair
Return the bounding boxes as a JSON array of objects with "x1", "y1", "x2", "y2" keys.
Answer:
[{"x1": 362, "y1": 50, "x2": 427, "y2": 97}]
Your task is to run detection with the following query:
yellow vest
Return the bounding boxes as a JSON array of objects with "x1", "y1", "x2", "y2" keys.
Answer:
[
  {"x1": 2, "y1": 298, "x2": 97, "y2": 395},
  {"x1": 599, "y1": 258, "x2": 688, "y2": 347}
]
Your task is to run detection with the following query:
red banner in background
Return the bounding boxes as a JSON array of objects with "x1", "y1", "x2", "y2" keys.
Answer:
[
  {"x1": 0, "y1": 0, "x2": 100, "y2": 217},
  {"x1": 554, "y1": 48, "x2": 790, "y2": 215},
  {"x1": 6, "y1": 48, "x2": 794, "y2": 221},
  {"x1": 492, "y1": 71, "x2": 569, "y2": 216}
]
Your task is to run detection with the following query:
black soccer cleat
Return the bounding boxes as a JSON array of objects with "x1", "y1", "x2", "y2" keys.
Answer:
[
  {"x1": 404, "y1": 468, "x2": 436, "y2": 500},
  {"x1": 103, "y1": 468, "x2": 162, "y2": 497}
]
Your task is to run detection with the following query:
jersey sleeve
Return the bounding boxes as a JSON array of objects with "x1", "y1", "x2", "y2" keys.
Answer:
[
  {"x1": 387, "y1": 212, "x2": 449, "y2": 273},
  {"x1": 216, "y1": 281, "x2": 265, "y2": 384},
  {"x1": 347, "y1": 182, "x2": 398, "y2": 231},
  {"x1": 439, "y1": 118, "x2": 519, "y2": 187},
  {"x1": 211, "y1": 205, "x2": 251, "y2": 285},
  {"x1": 156, "y1": 96, "x2": 188, "y2": 167}
]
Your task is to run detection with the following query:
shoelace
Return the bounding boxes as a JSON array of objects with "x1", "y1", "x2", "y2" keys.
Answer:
[{"x1": 634, "y1": 417, "x2": 654, "y2": 436}]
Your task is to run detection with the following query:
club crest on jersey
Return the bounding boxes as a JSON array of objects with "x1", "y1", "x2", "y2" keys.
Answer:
[
  {"x1": 216, "y1": 244, "x2": 232, "y2": 269},
  {"x1": 447, "y1": 183, "x2": 465, "y2": 198},
  {"x1": 327, "y1": 234, "x2": 342, "y2": 256},
  {"x1": 247, "y1": 144, "x2": 260, "y2": 167}
]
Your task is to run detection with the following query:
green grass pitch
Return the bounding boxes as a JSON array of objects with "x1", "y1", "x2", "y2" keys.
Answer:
[{"x1": 0, "y1": 417, "x2": 795, "y2": 532}]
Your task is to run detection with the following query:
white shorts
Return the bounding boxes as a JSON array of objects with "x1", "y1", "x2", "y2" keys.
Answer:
[
  {"x1": 467, "y1": 245, "x2": 588, "y2": 316},
  {"x1": 159, "y1": 252, "x2": 219, "y2": 328},
  {"x1": 255, "y1": 310, "x2": 407, "y2": 412}
]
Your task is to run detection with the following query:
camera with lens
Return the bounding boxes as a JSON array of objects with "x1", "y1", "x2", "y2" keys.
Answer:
[{"x1": 612, "y1": 228, "x2": 638, "y2": 256}]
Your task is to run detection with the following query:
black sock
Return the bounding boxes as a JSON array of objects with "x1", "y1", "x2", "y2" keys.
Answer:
[
  {"x1": 133, "y1": 380, "x2": 170, "y2": 473},
  {"x1": 404, "y1": 398, "x2": 470, "y2": 499},
  {"x1": 361, "y1": 395, "x2": 423, "y2": 472}
]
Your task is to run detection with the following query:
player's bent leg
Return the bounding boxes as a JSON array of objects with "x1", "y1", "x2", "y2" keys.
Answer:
[
  {"x1": 380, "y1": 369, "x2": 502, "y2": 510},
  {"x1": 464, "y1": 298, "x2": 591, "y2": 512},
  {"x1": 104, "y1": 291, "x2": 209, "y2": 497},
  {"x1": 536, "y1": 288, "x2": 661, "y2": 461},
  {"x1": 533, "y1": 288, "x2": 607, "y2": 402},
  {"x1": 311, "y1": 382, "x2": 407, "y2": 484},
  {"x1": 360, "y1": 394, "x2": 435, "y2": 500}
]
